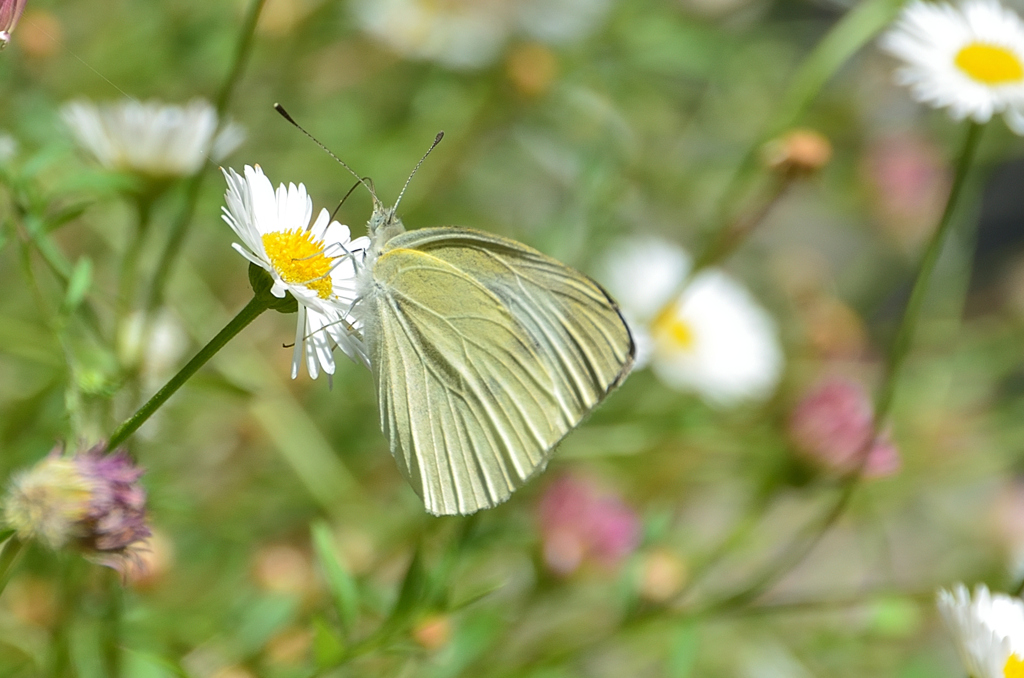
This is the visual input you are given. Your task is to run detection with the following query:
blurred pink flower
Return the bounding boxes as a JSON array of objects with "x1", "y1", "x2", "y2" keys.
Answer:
[
  {"x1": 863, "y1": 134, "x2": 950, "y2": 251},
  {"x1": 537, "y1": 474, "x2": 640, "y2": 576},
  {"x1": 0, "y1": 0, "x2": 26, "y2": 47},
  {"x1": 788, "y1": 377, "x2": 901, "y2": 478}
]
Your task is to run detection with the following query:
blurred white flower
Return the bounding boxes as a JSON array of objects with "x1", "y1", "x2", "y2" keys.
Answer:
[
  {"x1": 221, "y1": 165, "x2": 370, "y2": 378},
  {"x1": 62, "y1": 99, "x2": 245, "y2": 179},
  {"x1": 600, "y1": 236, "x2": 782, "y2": 406},
  {"x1": 352, "y1": 0, "x2": 510, "y2": 69},
  {"x1": 0, "y1": 132, "x2": 17, "y2": 164},
  {"x1": 937, "y1": 584, "x2": 1024, "y2": 678},
  {"x1": 117, "y1": 309, "x2": 189, "y2": 392},
  {"x1": 880, "y1": 0, "x2": 1024, "y2": 133},
  {"x1": 350, "y1": 0, "x2": 613, "y2": 70},
  {"x1": 517, "y1": 0, "x2": 612, "y2": 45}
]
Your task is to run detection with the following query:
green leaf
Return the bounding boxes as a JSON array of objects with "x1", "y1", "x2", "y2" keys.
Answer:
[
  {"x1": 667, "y1": 622, "x2": 699, "y2": 678},
  {"x1": 311, "y1": 520, "x2": 359, "y2": 636},
  {"x1": 64, "y1": 257, "x2": 93, "y2": 312},
  {"x1": 312, "y1": 616, "x2": 346, "y2": 669},
  {"x1": 68, "y1": 619, "x2": 105, "y2": 678},
  {"x1": 122, "y1": 649, "x2": 189, "y2": 678},
  {"x1": 387, "y1": 544, "x2": 427, "y2": 628},
  {"x1": 45, "y1": 202, "x2": 92, "y2": 233},
  {"x1": 234, "y1": 595, "x2": 299, "y2": 655},
  {"x1": 448, "y1": 583, "x2": 503, "y2": 613}
]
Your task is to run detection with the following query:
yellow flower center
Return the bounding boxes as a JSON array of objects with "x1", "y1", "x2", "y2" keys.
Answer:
[
  {"x1": 954, "y1": 42, "x2": 1024, "y2": 85},
  {"x1": 651, "y1": 303, "x2": 696, "y2": 352},
  {"x1": 1007, "y1": 654, "x2": 1024, "y2": 678},
  {"x1": 261, "y1": 229, "x2": 334, "y2": 300}
]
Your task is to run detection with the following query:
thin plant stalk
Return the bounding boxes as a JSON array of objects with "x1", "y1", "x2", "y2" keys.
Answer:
[
  {"x1": 116, "y1": 195, "x2": 153, "y2": 323},
  {"x1": 11, "y1": 195, "x2": 107, "y2": 344},
  {"x1": 697, "y1": 121, "x2": 985, "y2": 615},
  {"x1": 705, "y1": 0, "x2": 903, "y2": 241},
  {"x1": 502, "y1": 122, "x2": 986, "y2": 677},
  {"x1": 691, "y1": 172, "x2": 792, "y2": 276},
  {"x1": 0, "y1": 537, "x2": 24, "y2": 598},
  {"x1": 102, "y1": 569, "x2": 123, "y2": 678},
  {"x1": 108, "y1": 295, "x2": 270, "y2": 449},
  {"x1": 49, "y1": 557, "x2": 83, "y2": 678},
  {"x1": 144, "y1": 0, "x2": 268, "y2": 312}
]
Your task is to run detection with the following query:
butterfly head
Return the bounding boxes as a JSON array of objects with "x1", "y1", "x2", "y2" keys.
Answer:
[{"x1": 367, "y1": 199, "x2": 406, "y2": 251}]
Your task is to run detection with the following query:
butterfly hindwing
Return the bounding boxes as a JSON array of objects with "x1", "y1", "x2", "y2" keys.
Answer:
[{"x1": 366, "y1": 227, "x2": 634, "y2": 515}]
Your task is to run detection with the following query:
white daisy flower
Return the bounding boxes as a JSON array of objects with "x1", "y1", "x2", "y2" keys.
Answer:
[
  {"x1": 350, "y1": 0, "x2": 614, "y2": 70},
  {"x1": 599, "y1": 236, "x2": 783, "y2": 406},
  {"x1": 62, "y1": 99, "x2": 245, "y2": 179},
  {"x1": 880, "y1": 0, "x2": 1024, "y2": 133},
  {"x1": 937, "y1": 584, "x2": 1024, "y2": 678},
  {"x1": 221, "y1": 165, "x2": 370, "y2": 378},
  {"x1": 352, "y1": 0, "x2": 511, "y2": 70}
]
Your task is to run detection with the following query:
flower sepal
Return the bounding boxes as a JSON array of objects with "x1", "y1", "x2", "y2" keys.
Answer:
[{"x1": 248, "y1": 262, "x2": 298, "y2": 315}]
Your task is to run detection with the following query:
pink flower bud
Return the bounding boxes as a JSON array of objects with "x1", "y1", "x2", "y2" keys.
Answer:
[
  {"x1": 788, "y1": 377, "x2": 901, "y2": 478},
  {"x1": 537, "y1": 474, "x2": 640, "y2": 576},
  {"x1": 0, "y1": 0, "x2": 26, "y2": 48}
]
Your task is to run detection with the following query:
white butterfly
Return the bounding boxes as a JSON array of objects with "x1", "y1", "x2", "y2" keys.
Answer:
[{"x1": 279, "y1": 111, "x2": 635, "y2": 515}]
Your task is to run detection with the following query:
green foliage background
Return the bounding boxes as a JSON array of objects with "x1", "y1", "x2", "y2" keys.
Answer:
[{"x1": 2, "y1": 0, "x2": 1024, "y2": 675}]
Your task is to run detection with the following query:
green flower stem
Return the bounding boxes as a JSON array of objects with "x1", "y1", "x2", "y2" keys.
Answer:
[
  {"x1": 102, "y1": 569, "x2": 123, "y2": 678},
  {"x1": 873, "y1": 121, "x2": 982, "y2": 420},
  {"x1": 108, "y1": 295, "x2": 270, "y2": 449},
  {"x1": 697, "y1": 121, "x2": 985, "y2": 616},
  {"x1": 11, "y1": 197, "x2": 107, "y2": 344},
  {"x1": 691, "y1": 172, "x2": 791, "y2": 276},
  {"x1": 116, "y1": 196, "x2": 153, "y2": 323},
  {"x1": 704, "y1": 0, "x2": 903, "y2": 259},
  {"x1": 0, "y1": 537, "x2": 24, "y2": 598},
  {"x1": 144, "y1": 0, "x2": 267, "y2": 312}
]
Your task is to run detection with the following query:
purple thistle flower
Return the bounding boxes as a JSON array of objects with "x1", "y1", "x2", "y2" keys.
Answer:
[
  {"x1": 0, "y1": 0, "x2": 26, "y2": 48},
  {"x1": 3, "y1": 443, "x2": 150, "y2": 574}
]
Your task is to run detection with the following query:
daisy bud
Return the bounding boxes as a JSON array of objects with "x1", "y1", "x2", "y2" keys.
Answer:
[
  {"x1": 637, "y1": 549, "x2": 688, "y2": 603},
  {"x1": 0, "y1": 0, "x2": 26, "y2": 48},
  {"x1": 788, "y1": 377, "x2": 901, "y2": 478},
  {"x1": 2, "y1": 443, "x2": 150, "y2": 573},
  {"x1": 412, "y1": 614, "x2": 452, "y2": 651},
  {"x1": 762, "y1": 129, "x2": 832, "y2": 175}
]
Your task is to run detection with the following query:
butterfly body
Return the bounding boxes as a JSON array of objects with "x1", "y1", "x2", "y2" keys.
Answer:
[{"x1": 353, "y1": 204, "x2": 634, "y2": 516}]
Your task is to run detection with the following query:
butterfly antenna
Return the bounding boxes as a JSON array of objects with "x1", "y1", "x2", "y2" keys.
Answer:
[
  {"x1": 274, "y1": 103, "x2": 380, "y2": 205},
  {"x1": 393, "y1": 131, "x2": 444, "y2": 212},
  {"x1": 331, "y1": 178, "x2": 372, "y2": 221}
]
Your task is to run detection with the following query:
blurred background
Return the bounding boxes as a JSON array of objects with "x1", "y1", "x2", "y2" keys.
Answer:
[{"x1": 3, "y1": 0, "x2": 1024, "y2": 675}]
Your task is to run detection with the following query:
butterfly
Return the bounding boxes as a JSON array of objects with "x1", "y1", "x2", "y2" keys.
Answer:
[{"x1": 278, "y1": 109, "x2": 635, "y2": 516}]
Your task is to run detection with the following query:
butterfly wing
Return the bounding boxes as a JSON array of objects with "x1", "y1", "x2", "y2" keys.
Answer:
[{"x1": 366, "y1": 227, "x2": 635, "y2": 515}]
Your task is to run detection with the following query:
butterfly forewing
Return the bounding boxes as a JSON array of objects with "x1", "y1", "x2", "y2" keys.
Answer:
[{"x1": 367, "y1": 227, "x2": 634, "y2": 515}]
